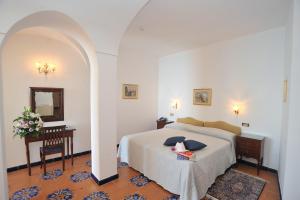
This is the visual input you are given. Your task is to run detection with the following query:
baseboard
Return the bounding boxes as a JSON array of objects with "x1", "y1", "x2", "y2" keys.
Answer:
[
  {"x1": 237, "y1": 159, "x2": 277, "y2": 173},
  {"x1": 275, "y1": 172, "x2": 282, "y2": 200},
  {"x1": 7, "y1": 150, "x2": 91, "y2": 173},
  {"x1": 91, "y1": 173, "x2": 119, "y2": 185}
]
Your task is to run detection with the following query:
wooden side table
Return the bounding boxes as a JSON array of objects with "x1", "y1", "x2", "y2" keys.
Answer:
[
  {"x1": 236, "y1": 133, "x2": 265, "y2": 175},
  {"x1": 156, "y1": 120, "x2": 174, "y2": 129}
]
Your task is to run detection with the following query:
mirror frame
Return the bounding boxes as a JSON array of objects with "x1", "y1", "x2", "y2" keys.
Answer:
[{"x1": 30, "y1": 87, "x2": 64, "y2": 122}]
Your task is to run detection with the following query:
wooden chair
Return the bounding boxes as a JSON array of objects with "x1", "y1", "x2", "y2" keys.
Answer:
[{"x1": 40, "y1": 125, "x2": 66, "y2": 175}]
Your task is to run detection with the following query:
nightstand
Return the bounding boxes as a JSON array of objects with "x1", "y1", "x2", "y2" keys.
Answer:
[
  {"x1": 236, "y1": 133, "x2": 265, "y2": 175},
  {"x1": 156, "y1": 120, "x2": 174, "y2": 129}
]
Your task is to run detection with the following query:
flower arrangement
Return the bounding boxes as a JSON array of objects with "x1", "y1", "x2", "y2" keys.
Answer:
[{"x1": 13, "y1": 107, "x2": 43, "y2": 138}]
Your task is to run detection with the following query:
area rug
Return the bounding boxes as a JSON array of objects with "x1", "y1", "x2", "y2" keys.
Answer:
[
  {"x1": 206, "y1": 169, "x2": 266, "y2": 200},
  {"x1": 165, "y1": 169, "x2": 266, "y2": 200}
]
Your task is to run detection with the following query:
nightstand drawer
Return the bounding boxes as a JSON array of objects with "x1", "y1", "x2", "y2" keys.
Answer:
[
  {"x1": 236, "y1": 134, "x2": 265, "y2": 175},
  {"x1": 236, "y1": 137, "x2": 262, "y2": 158}
]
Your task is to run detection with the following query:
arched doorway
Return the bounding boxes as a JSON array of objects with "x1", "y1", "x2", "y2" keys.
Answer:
[{"x1": 0, "y1": 11, "x2": 118, "y2": 199}]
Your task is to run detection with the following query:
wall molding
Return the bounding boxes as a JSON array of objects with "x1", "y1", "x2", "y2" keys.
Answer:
[
  {"x1": 95, "y1": 50, "x2": 117, "y2": 57},
  {"x1": 7, "y1": 150, "x2": 91, "y2": 173}
]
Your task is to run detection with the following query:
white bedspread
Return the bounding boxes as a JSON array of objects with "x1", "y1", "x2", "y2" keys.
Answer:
[{"x1": 118, "y1": 123, "x2": 236, "y2": 200}]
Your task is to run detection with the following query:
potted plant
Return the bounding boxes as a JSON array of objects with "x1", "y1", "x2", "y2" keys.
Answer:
[{"x1": 13, "y1": 107, "x2": 43, "y2": 138}]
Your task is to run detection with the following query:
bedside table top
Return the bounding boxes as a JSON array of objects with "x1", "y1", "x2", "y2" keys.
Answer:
[
  {"x1": 239, "y1": 133, "x2": 265, "y2": 141},
  {"x1": 157, "y1": 120, "x2": 174, "y2": 123}
]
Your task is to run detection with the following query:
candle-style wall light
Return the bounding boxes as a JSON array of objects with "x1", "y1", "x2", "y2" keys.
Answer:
[
  {"x1": 233, "y1": 104, "x2": 240, "y2": 116},
  {"x1": 170, "y1": 99, "x2": 180, "y2": 116},
  {"x1": 35, "y1": 62, "x2": 56, "y2": 76}
]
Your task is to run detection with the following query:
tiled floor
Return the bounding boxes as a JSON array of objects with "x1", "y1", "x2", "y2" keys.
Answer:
[{"x1": 7, "y1": 154, "x2": 280, "y2": 200}]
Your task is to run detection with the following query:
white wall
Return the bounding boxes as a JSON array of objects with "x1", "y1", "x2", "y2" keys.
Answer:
[
  {"x1": 117, "y1": 42, "x2": 159, "y2": 142},
  {"x1": 91, "y1": 53, "x2": 118, "y2": 180},
  {"x1": 278, "y1": 0, "x2": 294, "y2": 192},
  {"x1": 158, "y1": 28, "x2": 286, "y2": 170},
  {"x1": 0, "y1": 2, "x2": 149, "y2": 192},
  {"x1": 279, "y1": 0, "x2": 300, "y2": 199},
  {"x1": 1, "y1": 32, "x2": 90, "y2": 168},
  {"x1": 0, "y1": 33, "x2": 8, "y2": 200}
]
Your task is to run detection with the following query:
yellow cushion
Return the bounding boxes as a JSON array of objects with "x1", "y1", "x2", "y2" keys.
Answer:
[
  {"x1": 204, "y1": 121, "x2": 241, "y2": 135},
  {"x1": 176, "y1": 117, "x2": 204, "y2": 127}
]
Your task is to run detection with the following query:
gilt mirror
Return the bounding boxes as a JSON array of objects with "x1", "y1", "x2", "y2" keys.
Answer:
[{"x1": 30, "y1": 87, "x2": 64, "y2": 122}]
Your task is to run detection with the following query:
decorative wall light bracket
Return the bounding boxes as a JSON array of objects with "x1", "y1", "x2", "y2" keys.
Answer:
[{"x1": 36, "y1": 62, "x2": 56, "y2": 76}]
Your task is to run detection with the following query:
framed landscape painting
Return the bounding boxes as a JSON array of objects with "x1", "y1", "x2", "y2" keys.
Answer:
[
  {"x1": 122, "y1": 84, "x2": 138, "y2": 99},
  {"x1": 193, "y1": 88, "x2": 212, "y2": 106}
]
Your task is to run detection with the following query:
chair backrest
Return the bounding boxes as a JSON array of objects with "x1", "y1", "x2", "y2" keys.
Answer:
[{"x1": 42, "y1": 125, "x2": 66, "y2": 147}]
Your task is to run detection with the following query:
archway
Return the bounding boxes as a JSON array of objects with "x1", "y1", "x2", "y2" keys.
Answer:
[{"x1": 0, "y1": 11, "x2": 117, "y2": 199}]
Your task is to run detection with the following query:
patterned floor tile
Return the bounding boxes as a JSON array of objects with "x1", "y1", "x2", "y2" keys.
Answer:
[
  {"x1": 83, "y1": 191, "x2": 110, "y2": 200},
  {"x1": 86, "y1": 160, "x2": 91, "y2": 167},
  {"x1": 10, "y1": 186, "x2": 39, "y2": 200},
  {"x1": 164, "y1": 194, "x2": 180, "y2": 200},
  {"x1": 118, "y1": 161, "x2": 128, "y2": 168},
  {"x1": 47, "y1": 188, "x2": 73, "y2": 200},
  {"x1": 70, "y1": 171, "x2": 91, "y2": 183},
  {"x1": 42, "y1": 169, "x2": 63, "y2": 180},
  {"x1": 124, "y1": 193, "x2": 146, "y2": 200},
  {"x1": 130, "y1": 174, "x2": 150, "y2": 187}
]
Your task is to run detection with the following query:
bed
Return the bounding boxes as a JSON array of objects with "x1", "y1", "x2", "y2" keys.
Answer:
[{"x1": 118, "y1": 122, "x2": 237, "y2": 200}]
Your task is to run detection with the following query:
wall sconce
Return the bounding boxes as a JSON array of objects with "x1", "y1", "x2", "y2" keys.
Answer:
[
  {"x1": 233, "y1": 104, "x2": 240, "y2": 116},
  {"x1": 36, "y1": 62, "x2": 56, "y2": 76},
  {"x1": 170, "y1": 99, "x2": 180, "y2": 116},
  {"x1": 172, "y1": 101, "x2": 178, "y2": 110}
]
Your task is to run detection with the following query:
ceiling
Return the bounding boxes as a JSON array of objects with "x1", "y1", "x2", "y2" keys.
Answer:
[
  {"x1": 0, "y1": 0, "x2": 148, "y2": 55},
  {"x1": 122, "y1": 0, "x2": 290, "y2": 56}
]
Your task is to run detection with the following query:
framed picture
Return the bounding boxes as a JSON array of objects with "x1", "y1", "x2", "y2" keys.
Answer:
[
  {"x1": 193, "y1": 88, "x2": 212, "y2": 106},
  {"x1": 122, "y1": 84, "x2": 138, "y2": 99}
]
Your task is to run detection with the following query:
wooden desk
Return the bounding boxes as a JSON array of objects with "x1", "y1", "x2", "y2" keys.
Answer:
[{"x1": 24, "y1": 128, "x2": 75, "y2": 176}]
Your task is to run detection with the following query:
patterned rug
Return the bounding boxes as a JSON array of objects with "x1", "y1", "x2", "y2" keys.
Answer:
[
  {"x1": 206, "y1": 169, "x2": 266, "y2": 200},
  {"x1": 42, "y1": 169, "x2": 63, "y2": 180},
  {"x1": 70, "y1": 171, "x2": 91, "y2": 183},
  {"x1": 47, "y1": 188, "x2": 73, "y2": 200},
  {"x1": 124, "y1": 193, "x2": 146, "y2": 200},
  {"x1": 10, "y1": 186, "x2": 39, "y2": 200},
  {"x1": 83, "y1": 191, "x2": 110, "y2": 200},
  {"x1": 164, "y1": 169, "x2": 265, "y2": 200},
  {"x1": 130, "y1": 174, "x2": 151, "y2": 187}
]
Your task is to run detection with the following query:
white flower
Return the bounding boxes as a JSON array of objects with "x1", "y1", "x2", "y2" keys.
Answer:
[{"x1": 29, "y1": 128, "x2": 33, "y2": 132}]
